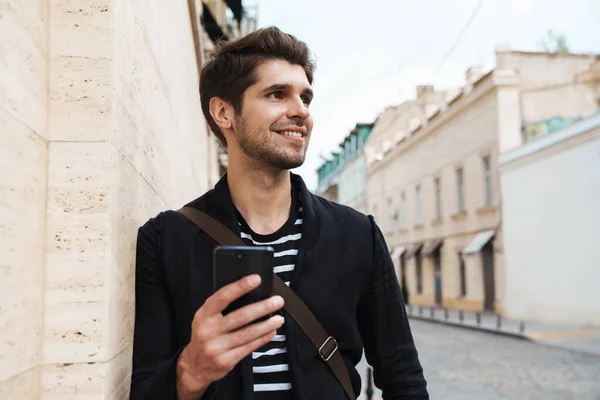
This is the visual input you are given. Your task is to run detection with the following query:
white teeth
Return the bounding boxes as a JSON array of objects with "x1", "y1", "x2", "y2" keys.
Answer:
[{"x1": 280, "y1": 130, "x2": 302, "y2": 138}]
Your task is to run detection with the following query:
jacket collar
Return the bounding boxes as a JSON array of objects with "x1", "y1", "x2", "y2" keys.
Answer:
[{"x1": 198, "y1": 172, "x2": 319, "y2": 243}]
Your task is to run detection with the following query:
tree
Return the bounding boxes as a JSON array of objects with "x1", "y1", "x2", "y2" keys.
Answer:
[{"x1": 538, "y1": 29, "x2": 570, "y2": 53}]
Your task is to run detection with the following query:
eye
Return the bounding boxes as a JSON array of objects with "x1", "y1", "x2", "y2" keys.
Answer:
[
  {"x1": 267, "y1": 91, "x2": 284, "y2": 99},
  {"x1": 301, "y1": 96, "x2": 312, "y2": 106}
]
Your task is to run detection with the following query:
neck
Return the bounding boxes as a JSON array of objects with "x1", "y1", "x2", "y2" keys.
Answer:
[{"x1": 227, "y1": 155, "x2": 293, "y2": 235}]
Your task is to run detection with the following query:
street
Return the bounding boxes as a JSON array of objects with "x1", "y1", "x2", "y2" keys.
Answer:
[{"x1": 358, "y1": 320, "x2": 600, "y2": 400}]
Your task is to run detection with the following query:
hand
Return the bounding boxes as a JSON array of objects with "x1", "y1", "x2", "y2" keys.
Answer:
[{"x1": 177, "y1": 274, "x2": 285, "y2": 399}]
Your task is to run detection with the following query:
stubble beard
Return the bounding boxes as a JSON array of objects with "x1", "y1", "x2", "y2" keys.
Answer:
[{"x1": 234, "y1": 116, "x2": 308, "y2": 171}]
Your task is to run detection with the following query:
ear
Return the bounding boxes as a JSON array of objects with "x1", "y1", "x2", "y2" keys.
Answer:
[{"x1": 209, "y1": 97, "x2": 235, "y2": 132}]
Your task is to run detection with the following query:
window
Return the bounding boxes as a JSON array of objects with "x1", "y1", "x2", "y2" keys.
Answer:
[
  {"x1": 400, "y1": 192, "x2": 407, "y2": 228},
  {"x1": 456, "y1": 168, "x2": 465, "y2": 212},
  {"x1": 459, "y1": 254, "x2": 467, "y2": 297},
  {"x1": 434, "y1": 177, "x2": 442, "y2": 220},
  {"x1": 483, "y1": 156, "x2": 493, "y2": 206},
  {"x1": 387, "y1": 198, "x2": 395, "y2": 228},
  {"x1": 416, "y1": 185, "x2": 423, "y2": 225}
]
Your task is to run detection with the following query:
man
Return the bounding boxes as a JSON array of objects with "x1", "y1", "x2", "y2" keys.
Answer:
[{"x1": 130, "y1": 27, "x2": 428, "y2": 399}]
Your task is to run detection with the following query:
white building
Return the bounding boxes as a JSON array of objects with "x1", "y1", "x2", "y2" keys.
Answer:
[
  {"x1": 316, "y1": 123, "x2": 374, "y2": 211},
  {"x1": 500, "y1": 112, "x2": 600, "y2": 326},
  {"x1": 337, "y1": 123, "x2": 375, "y2": 213}
]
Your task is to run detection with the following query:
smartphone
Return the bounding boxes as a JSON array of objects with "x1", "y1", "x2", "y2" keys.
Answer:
[{"x1": 213, "y1": 246, "x2": 275, "y2": 319}]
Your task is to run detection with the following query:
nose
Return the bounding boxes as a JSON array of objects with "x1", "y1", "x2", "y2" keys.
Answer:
[{"x1": 286, "y1": 95, "x2": 310, "y2": 121}]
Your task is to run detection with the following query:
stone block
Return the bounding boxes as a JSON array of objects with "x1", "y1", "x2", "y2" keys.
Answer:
[
  {"x1": 107, "y1": 149, "x2": 165, "y2": 357},
  {"x1": 0, "y1": 0, "x2": 48, "y2": 137},
  {"x1": 106, "y1": 345, "x2": 133, "y2": 400},
  {"x1": 48, "y1": 57, "x2": 112, "y2": 142},
  {"x1": 0, "y1": 109, "x2": 47, "y2": 382},
  {"x1": 49, "y1": 0, "x2": 112, "y2": 60},
  {"x1": 112, "y1": 0, "x2": 209, "y2": 207},
  {"x1": 0, "y1": 366, "x2": 41, "y2": 399},
  {"x1": 42, "y1": 361, "x2": 106, "y2": 399},
  {"x1": 41, "y1": 345, "x2": 132, "y2": 400},
  {"x1": 44, "y1": 142, "x2": 113, "y2": 364},
  {"x1": 111, "y1": 93, "x2": 163, "y2": 194}
]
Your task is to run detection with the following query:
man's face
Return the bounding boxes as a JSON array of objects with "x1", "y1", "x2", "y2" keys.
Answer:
[{"x1": 232, "y1": 59, "x2": 314, "y2": 170}]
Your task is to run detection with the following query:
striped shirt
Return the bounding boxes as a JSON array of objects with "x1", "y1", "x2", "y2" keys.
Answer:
[{"x1": 236, "y1": 194, "x2": 302, "y2": 399}]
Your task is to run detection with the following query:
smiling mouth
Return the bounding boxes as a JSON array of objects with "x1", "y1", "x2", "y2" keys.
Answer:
[{"x1": 277, "y1": 130, "x2": 304, "y2": 138}]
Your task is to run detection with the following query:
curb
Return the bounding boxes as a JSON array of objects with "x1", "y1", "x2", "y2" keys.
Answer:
[
  {"x1": 407, "y1": 314, "x2": 533, "y2": 341},
  {"x1": 408, "y1": 314, "x2": 600, "y2": 359}
]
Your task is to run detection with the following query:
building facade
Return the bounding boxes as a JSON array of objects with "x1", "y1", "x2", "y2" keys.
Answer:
[
  {"x1": 316, "y1": 123, "x2": 374, "y2": 209},
  {"x1": 0, "y1": 0, "x2": 254, "y2": 398},
  {"x1": 364, "y1": 85, "x2": 447, "y2": 164},
  {"x1": 500, "y1": 112, "x2": 600, "y2": 326},
  {"x1": 367, "y1": 48, "x2": 600, "y2": 314},
  {"x1": 336, "y1": 124, "x2": 375, "y2": 213},
  {"x1": 316, "y1": 152, "x2": 341, "y2": 203}
]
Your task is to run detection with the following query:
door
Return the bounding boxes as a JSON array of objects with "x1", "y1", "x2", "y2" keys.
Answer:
[
  {"x1": 415, "y1": 254, "x2": 423, "y2": 294},
  {"x1": 482, "y1": 242, "x2": 495, "y2": 311},
  {"x1": 434, "y1": 250, "x2": 442, "y2": 305},
  {"x1": 399, "y1": 254, "x2": 409, "y2": 304}
]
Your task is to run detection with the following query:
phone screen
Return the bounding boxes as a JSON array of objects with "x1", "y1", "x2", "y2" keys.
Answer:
[{"x1": 213, "y1": 246, "x2": 275, "y2": 317}]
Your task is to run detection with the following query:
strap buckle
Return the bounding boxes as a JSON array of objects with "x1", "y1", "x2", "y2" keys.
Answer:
[{"x1": 318, "y1": 336, "x2": 338, "y2": 362}]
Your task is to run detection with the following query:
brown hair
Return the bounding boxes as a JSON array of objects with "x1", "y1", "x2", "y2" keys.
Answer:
[{"x1": 200, "y1": 26, "x2": 315, "y2": 146}]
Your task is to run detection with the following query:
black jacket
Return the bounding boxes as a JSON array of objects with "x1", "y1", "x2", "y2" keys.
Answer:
[{"x1": 130, "y1": 173, "x2": 428, "y2": 399}]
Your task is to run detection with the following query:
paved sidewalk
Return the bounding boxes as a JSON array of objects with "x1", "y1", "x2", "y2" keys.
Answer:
[
  {"x1": 356, "y1": 354, "x2": 382, "y2": 400},
  {"x1": 405, "y1": 305, "x2": 600, "y2": 358}
]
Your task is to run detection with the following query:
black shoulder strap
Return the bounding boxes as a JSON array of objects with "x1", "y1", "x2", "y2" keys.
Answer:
[{"x1": 176, "y1": 207, "x2": 356, "y2": 399}]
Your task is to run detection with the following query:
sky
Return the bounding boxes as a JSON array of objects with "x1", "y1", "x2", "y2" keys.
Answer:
[{"x1": 244, "y1": 0, "x2": 600, "y2": 190}]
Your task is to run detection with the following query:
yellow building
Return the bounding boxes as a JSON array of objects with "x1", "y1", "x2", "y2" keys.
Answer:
[{"x1": 366, "y1": 47, "x2": 600, "y2": 314}]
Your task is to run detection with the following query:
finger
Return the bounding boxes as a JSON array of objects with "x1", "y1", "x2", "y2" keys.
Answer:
[
  {"x1": 205, "y1": 315, "x2": 284, "y2": 355},
  {"x1": 218, "y1": 330, "x2": 279, "y2": 368},
  {"x1": 219, "y1": 295, "x2": 284, "y2": 334},
  {"x1": 203, "y1": 274, "x2": 262, "y2": 316}
]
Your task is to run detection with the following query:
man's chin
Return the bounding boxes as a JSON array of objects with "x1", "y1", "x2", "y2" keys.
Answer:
[
  {"x1": 244, "y1": 147, "x2": 307, "y2": 171},
  {"x1": 274, "y1": 159, "x2": 305, "y2": 171},
  {"x1": 268, "y1": 155, "x2": 306, "y2": 171}
]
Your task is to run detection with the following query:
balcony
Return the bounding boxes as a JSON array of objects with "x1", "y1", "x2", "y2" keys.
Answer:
[{"x1": 202, "y1": 1, "x2": 229, "y2": 43}]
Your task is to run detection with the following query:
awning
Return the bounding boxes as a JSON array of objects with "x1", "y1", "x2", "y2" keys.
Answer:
[
  {"x1": 405, "y1": 243, "x2": 423, "y2": 259},
  {"x1": 463, "y1": 230, "x2": 496, "y2": 255},
  {"x1": 390, "y1": 246, "x2": 407, "y2": 260},
  {"x1": 422, "y1": 239, "x2": 443, "y2": 257}
]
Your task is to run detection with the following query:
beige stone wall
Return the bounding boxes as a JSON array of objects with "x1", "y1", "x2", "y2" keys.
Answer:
[
  {"x1": 368, "y1": 87, "x2": 501, "y2": 243},
  {"x1": 368, "y1": 51, "x2": 598, "y2": 313},
  {"x1": 367, "y1": 79, "x2": 503, "y2": 312},
  {"x1": 404, "y1": 257, "x2": 435, "y2": 306},
  {"x1": 319, "y1": 184, "x2": 338, "y2": 203},
  {"x1": 365, "y1": 88, "x2": 446, "y2": 157},
  {"x1": 522, "y1": 83, "x2": 598, "y2": 122},
  {"x1": 496, "y1": 49, "x2": 600, "y2": 122},
  {"x1": 1, "y1": 0, "x2": 210, "y2": 398},
  {"x1": 366, "y1": 103, "x2": 414, "y2": 156},
  {"x1": 0, "y1": 0, "x2": 48, "y2": 397}
]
